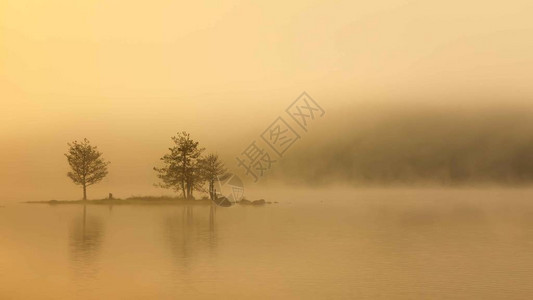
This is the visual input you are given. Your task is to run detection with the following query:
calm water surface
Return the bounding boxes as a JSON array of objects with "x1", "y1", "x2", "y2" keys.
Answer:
[{"x1": 1, "y1": 189, "x2": 533, "y2": 299}]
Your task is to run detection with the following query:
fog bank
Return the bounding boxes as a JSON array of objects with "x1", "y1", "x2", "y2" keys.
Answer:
[{"x1": 271, "y1": 101, "x2": 533, "y2": 186}]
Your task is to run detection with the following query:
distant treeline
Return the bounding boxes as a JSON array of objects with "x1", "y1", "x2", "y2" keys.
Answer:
[{"x1": 273, "y1": 103, "x2": 533, "y2": 186}]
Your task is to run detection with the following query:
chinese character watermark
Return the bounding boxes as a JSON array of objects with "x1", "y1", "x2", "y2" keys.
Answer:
[
  {"x1": 236, "y1": 141, "x2": 277, "y2": 182},
  {"x1": 235, "y1": 92, "x2": 325, "y2": 182},
  {"x1": 286, "y1": 92, "x2": 325, "y2": 132},
  {"x1": 213, "y1": 173, "x2": 244, "y2": 207},
  {"x1": 261, "y1": 117, "x2": 300, "y2": 156}
]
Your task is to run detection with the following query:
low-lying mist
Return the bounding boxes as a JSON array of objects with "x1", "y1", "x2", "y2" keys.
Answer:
[{"x1": 269, "y1": 101, "x2": 533, "y2": 186}]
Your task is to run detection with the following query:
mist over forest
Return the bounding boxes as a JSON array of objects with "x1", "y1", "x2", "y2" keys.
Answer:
[{"x1": 269, "y1": 100, "x2": 533, "y2": 186}]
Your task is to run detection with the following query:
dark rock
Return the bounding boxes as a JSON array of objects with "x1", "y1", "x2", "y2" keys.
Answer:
[
  {"x1": 239, "y1": 199, "x2": 252, "y2": 205},
  {"x1": 213, "y1": 196, "x2": 233, "y2": 207},
  {"x1": 252, "y1": 199, "x2": 266, "y2": 205}
]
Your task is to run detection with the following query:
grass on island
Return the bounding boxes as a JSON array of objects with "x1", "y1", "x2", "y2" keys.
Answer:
[
  {"x1": 26, "y1": 195, "x2": 212, "y2": 205},
  {"x1": 26, "y1": 196, "x2": 275, "y2": 205}
]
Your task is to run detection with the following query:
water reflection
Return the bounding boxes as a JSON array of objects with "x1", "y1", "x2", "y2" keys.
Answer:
[
  {"x1": 69, "y1": 205, "x2": 105, "y2": 279},
  {"x1": 209, "y1": 205, "x2": 216, "y2": 248},
  {"x1": 163, "y1": 205, "x2": 218, "y2": 272},
  {"x1": 4, "y1": 190, "x2": 533, "y2": 299}
]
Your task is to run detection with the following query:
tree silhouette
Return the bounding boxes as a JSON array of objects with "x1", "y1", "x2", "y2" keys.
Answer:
[
  {"x1": 155, "y1": 132, "x2": 205, "y2": 199},
  {"x1": 65, "y1": 139, "x2": 110, "y2": 200},
  {"x1": 199, "y1": 154, "x2": 228, "y2": 200}
]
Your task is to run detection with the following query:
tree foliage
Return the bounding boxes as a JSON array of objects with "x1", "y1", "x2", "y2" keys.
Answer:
[
  {"x1": 199, "y1": 154, "x2": 228, "y2": 200},
  {"x1": 154, "y1": 132, "x2": 205, "y2": 199},
  {"x1": 65, "y1": 138, "x2": 110, "y2": 200}
]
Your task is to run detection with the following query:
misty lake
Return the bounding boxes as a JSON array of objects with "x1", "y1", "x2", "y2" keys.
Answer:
[{"x1": 1, "y1": 189, "x2": 533, "y2": 299}]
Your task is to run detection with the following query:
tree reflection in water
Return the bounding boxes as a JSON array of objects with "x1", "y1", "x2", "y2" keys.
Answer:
[
  {"x1": 164, "y1": 204, "x2": 218, "y2": 273},
  {"x1": 69, "y1": 205, "x2": 104, "y2": 279}
]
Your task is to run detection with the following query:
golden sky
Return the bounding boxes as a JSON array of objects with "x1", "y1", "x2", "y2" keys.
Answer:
[{"x1": 2, "y1": 0, "x2": 533, "y2": 201}]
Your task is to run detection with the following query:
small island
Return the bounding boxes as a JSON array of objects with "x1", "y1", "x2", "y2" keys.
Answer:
[
  {"x1": 35, "y1": 132, "x2": 272, "y2": 207},
  {"x1": 26, "y1": 196, "x2": 272, "y2": 206}
]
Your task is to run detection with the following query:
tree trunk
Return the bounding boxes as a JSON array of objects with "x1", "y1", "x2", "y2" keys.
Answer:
[
  {"x1": 209, "y1": 180, "x2": 214, "y2": 200},
  {"x1": 83, "y1": 184, "x2": 87, "y2": 201},
  {"x1": 186, "y1": 180, "x2": 192, "y2": 199}
]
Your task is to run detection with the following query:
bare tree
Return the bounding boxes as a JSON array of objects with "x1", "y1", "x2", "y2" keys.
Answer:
[
  {"x1": 154, "y1": 132, "x2": 205, "y2": 199},
  {"x1": 199, "y1": 154, "x2": 228, "y2": 200},
  {"x1": 65, "y1": 139, "x2": 110, "y2": 200}
]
